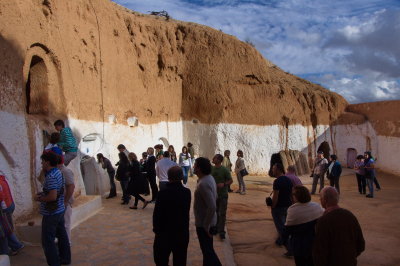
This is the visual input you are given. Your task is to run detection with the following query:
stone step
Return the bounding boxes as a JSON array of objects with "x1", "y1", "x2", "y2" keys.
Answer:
[{"x1": 15, "y1": 195, "x2": 102, "y2": 244}]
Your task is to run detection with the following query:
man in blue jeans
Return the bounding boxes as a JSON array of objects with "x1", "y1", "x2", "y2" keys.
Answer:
[{"x1": 35, "y1": 152, "x2": 71, "y2": 266}]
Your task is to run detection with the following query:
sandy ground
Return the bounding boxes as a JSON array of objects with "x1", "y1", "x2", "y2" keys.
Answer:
[
  {"x1": 227, "y1": 169, "x2": 400, "y2": 266},
  {"x1": 10, "y1": 176, "x2": 234, "y2": 266}
]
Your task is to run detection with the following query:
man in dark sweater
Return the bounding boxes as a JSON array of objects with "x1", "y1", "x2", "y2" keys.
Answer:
[
  {"x1": 313, "y1": 186, "x2": 365, "y2": 266},
  {"x1": 153, "y1": 166, "x2": 191, "y2": 265}
]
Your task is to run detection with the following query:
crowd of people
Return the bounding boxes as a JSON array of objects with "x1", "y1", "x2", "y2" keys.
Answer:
[
  {"x1": 269, "y1": 159, "x2": 365, "y2": 266},
  {"x1": 0, "y1": 118, "x2": 375, "y2": 266}
]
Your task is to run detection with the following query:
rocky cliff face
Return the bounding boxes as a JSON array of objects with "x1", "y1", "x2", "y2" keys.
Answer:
[{"x1": 0, "y1": 0, "x2": 347, "y2": 127}]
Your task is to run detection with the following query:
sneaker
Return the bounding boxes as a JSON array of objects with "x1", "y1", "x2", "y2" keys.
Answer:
[
  {"x1": 240, "y1": 191, "x2": 246, "y2": 195},
  {"x1": 142, "y1": 201, "x2": 149, "y2": 209},
  {"x1": 10, "y1": 244, "x2": 24, "y2": 256}
]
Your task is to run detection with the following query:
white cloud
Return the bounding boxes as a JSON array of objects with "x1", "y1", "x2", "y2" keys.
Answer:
[{"x1": 113, "y1": 0, "x2": 400, "y2": 103}]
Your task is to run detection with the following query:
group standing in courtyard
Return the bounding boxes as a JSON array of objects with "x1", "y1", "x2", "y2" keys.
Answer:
[{"x1": 10, "y1": 118, "x2": 371, "y2": 266}]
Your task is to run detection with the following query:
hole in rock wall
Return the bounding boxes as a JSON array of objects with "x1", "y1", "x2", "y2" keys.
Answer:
[
  {"x1": 347, "y1": 148, "x2": 357, "y2": 168},
  {"x1": 26, "y1": 56, "x2": 49, "y2": 115},
  {"x1": 79, "y1": 133, "x2": 104, "y2": 158},
  {"x1": 317, "y1": 141, "x2": 330, "y2": 159},
  {"x1": 269, "y1": 150, "x2": 310, "y2": 177}
]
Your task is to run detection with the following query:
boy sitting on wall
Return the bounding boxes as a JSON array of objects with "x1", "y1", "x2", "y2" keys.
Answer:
[{"x1": 54, "y1": 120, "x2": 78, "y2": 166}]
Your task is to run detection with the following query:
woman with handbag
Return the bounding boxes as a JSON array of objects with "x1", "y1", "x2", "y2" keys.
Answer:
[
  {"x1": 127, "y1": 153, "x2": 149, "y2": 209},
  {"x1": 179, "y1": 146, "x2": 192, "y2": 185},
  {"x1": 234, "y1": 150, "x2": 247, "y2": 195}
]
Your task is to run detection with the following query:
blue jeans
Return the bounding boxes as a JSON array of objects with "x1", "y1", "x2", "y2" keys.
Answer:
[
  {"x1": 0, "y1": 237, "x2": 8, "y2": 255},
  {"x1": 42, "y1": 212, "x2": 71, "y2": 266},
  {"x1": 120, "y1": 179, "x2": 130, "y2": 203},
  {"x1": 271, "y1": 207, "x2": 288, "y2": 245},
  {"x1": 181, "y1": 166, "x2": 190, "y2": 184},
  {"x1": 366, "y1": 177, "x2": 374, "y2": 197},
  {"x1": 4, "y1": 203, "x2": 24, "y2": 251},
  {"x1": 196, "y1": 227, "x2": 222, "y2": 266}
]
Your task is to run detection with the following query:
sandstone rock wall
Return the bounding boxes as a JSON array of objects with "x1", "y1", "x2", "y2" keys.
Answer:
[{"x1": 6, "y1": 0, "x2": 397, "y2": 220}]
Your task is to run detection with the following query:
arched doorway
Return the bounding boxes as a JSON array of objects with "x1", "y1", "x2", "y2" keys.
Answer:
[
  {"x1": 317, "y1": 141, "x2": 330, "y2": 159},
  {"x1": 26, "y1": 55, "x2": 49, "y2": 115},
  {"x1": 366, "y1": 136, "x2": 372, "y2": 152},
  {"x1": 347, "y1": 148, "x2": 357, "y2": 168}
]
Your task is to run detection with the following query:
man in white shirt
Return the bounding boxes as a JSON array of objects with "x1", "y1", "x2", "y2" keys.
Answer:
[{"x1": 156, "y1": 151, "x2": 178, "y2": 191}]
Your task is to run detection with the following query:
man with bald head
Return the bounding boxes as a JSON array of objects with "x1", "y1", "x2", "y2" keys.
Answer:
[
  {"x1": 153, "y1": 166, "x2": 191, "y2": 265},
  {"x1": 313, "y1": 187, "x2": 365, "y2": 266}
]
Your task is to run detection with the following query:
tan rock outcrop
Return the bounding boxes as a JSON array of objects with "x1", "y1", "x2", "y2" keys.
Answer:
[{"x1": 0, "y1": 0, "x2": 347, "y2": 127}]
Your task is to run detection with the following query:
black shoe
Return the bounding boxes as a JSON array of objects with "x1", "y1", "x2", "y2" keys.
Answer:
[
  {"x1": 228, "y1": 189, "x2": 233, "y2": 193},
  {"x1": 366, "y1": 194, "x2": 374, "y2": 198},
  {"x1": 219, "y1": 234, "x2": 226, "y2": 240},
  {"x1": 121, "y1": 201, "x2": 129, "y2": 205},
  {"x1": 142, "y1": 201, "x2": 149, "y2": 209},
  {"x1": 106, "y1": 194, "x2": 116, "y2": 199},
  {"x1": 283, "y1": 251, "x2": 293, "y2": 258}
]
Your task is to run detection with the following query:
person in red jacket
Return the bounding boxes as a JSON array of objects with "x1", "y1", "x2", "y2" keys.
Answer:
[{"x1": 0, "y1": 174, "x2": 24, "y2": 255}]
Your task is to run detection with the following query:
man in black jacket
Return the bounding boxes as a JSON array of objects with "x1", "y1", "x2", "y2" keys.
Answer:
[
  {"x1": 146, "y1": 147, "x2": 158, "y2": 203},
  {"x1": 153, "y1": 166, "x2": 191, "y2": 266}
]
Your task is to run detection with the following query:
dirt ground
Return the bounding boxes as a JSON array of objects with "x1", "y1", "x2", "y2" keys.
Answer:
[{"x1": 226, "y1": 169, "x2": 400, "y2": 266}]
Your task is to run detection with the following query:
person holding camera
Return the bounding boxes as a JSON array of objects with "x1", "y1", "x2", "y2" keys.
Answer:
[
  {"x1": 193, "y1": 157, "x2": 222, "y2": 266},
  {"x1": 35, "y1": 152, "x2": 71, "y2": 266},
  {"x1": 270, "y1": 163, "x2": 293, "y2": 248}
]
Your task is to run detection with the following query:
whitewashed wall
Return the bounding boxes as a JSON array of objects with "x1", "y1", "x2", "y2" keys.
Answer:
[{"x1": 2, "y1": 109, "x2": 399, "y2": 220}]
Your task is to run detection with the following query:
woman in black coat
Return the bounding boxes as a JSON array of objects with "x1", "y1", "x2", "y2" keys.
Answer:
[
  {"x1": 127, "y1": 152, "x2": 149, "y2": 209},
  {"x1": 116, "y1": 152, "x2": 131, "y2": 205}
]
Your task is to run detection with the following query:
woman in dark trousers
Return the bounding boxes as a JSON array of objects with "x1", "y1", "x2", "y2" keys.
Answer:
[
  {"x1": 284, "y1": 186, "x2": 324, "y2": 265},
  {"x1": 327, "y1": 154, "x2": 342, "y2": 194},
  {"x1": 116, "y1": 152, "x2": 131, "y2": 204},
  {"x1": 364, "y1": 151, "x2": 378, "y2": 198},
  {"x1": 353, "y1": 155, "x2": 366, "y2": 194},
  {"x1": 127, "y1": 153, "x2": 149, "y2": 209}
]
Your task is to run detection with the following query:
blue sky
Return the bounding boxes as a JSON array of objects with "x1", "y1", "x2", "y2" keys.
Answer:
[{"x1": 113, "y1": 0, "x2": 400, "y2": 103}]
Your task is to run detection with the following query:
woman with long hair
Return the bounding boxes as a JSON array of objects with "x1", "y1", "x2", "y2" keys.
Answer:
[
  {"x1": 364, "y1": 151, "x2": 378, "y2": 198},
  {"x1": 234, "y1": 150, "x2": 246, "y2": 195},
  {"x1": 354, "y1": 155, "x2": 366, "y2": 194},
  {"x1": 179, "y1": 146, "x2": 191, "y2": 185},
  {"x1": 168, "y1": 145, "x2": 177, "y2": 162},
  {"x1": 127, "y1": 153, "x2": 149, "y2": 209}
]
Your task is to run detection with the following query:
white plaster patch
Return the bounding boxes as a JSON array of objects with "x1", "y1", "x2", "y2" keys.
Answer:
[{"x1": 0, "y1": 111, "x2": 33, "y2": 218}]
